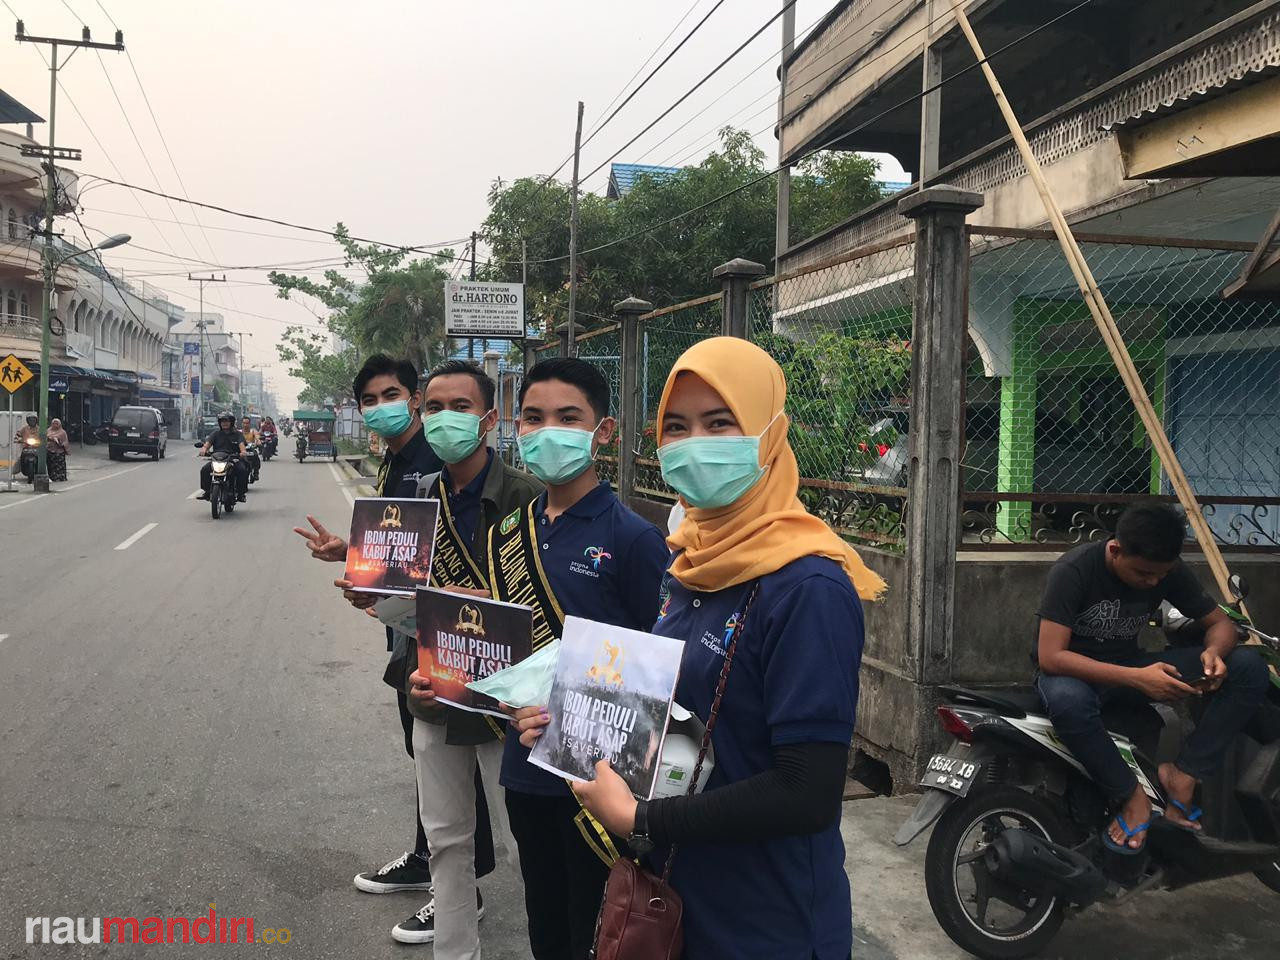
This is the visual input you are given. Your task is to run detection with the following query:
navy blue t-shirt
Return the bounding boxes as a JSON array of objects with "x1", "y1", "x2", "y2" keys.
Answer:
[
  {"x1": 441, "y1": 448, "x2": 493, "y2": 548},
  {"x1": 652, "y1": 555, "x2": 864, "y2": 960},
  {"x1": 500, "y1": 482, "x2": 669, "y2": 795}
]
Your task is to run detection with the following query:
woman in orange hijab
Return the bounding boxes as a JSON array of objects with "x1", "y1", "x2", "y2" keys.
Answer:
[{"x1": 519, "y1": 337, "x2": 884, "y2": 960}]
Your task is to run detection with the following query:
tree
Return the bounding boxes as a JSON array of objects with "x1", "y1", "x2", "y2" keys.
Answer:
[
  {"x1": 275, "y1": 325, "x2": 359, "y2": 408},
  {"x1": 269, "y1": 224, "x2": 457, "y2": 399},
  {"x1": 789, "y1": 151, "x2": 884, "y2": 246},
  {"x1": 480, "y1": 128, "x2": 883, "y2": 328}
]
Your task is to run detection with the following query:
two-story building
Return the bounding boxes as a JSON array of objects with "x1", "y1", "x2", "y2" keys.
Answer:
[
  {"x1": 1, "y1": 91, "x2": 178, "y2": 430},
  {"x1": 767, "y1": 0, "x2": 1280, "y2": 784}
]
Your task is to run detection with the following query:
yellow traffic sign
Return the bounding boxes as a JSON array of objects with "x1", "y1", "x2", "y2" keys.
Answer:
[{"x1": 0, "y1": 354, "x2": 34, "y2": 394}]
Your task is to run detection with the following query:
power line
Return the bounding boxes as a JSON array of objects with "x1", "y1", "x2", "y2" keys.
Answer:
[
  {"x1": 652, "y1": 0, "x2": 931, "y2": 172},
  {"x1": 577, "y1": 0, "x2": 728, "y2": 153},
  {"x1": 578, "y1": 0, "x2": 799, "y2": 185},
  {"x1": 79, "y1": 205, "x2": 377, "y2": 245},
  {"x1": 583, "y1": 0, "x2": 705, "y2": 139},
  {"x1": 81, "y1": 173, "x2": 501, "y2": 265},
  {"x1": 627, "y1": 5, "x2": 832, "y2": 170},
  {"x1": 529, "y1": 0, "x2": 1098, "y2": 266}
]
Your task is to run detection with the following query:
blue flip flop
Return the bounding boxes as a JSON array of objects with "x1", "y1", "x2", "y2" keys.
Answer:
[
  {"x1": 1101, "y1": 814, "x2": 1151, "y2": 854},
  {"x1": 1166, "y1": 798, "x2": 1203, "y2": 830}
]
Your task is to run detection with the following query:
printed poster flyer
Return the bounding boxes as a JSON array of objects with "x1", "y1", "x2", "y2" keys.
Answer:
[
  {"x1": 528, "y1": 616, "x2": 685, "y2": 800},
  {"x1": 417, "y1": 587, "x2": 534, "y2": 717},
  {"x1": 344, "y1": 498, "x2": 440, "y2": 596}
]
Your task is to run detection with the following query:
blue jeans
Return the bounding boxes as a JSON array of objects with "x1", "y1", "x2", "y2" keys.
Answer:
[{"x1": 1036, "y1": 646, "x2": 1268, "y2": 804}]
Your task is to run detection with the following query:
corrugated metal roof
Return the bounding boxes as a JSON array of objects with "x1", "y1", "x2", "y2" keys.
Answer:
[
  {"x1": 0, "y1": 89, "x2": 43, "y2": 125},
  {"x1": 607, "y1": 163, "x2": 681, "y2": 198}
]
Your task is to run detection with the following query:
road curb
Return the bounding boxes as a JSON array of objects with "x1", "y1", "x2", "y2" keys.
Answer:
[{"x1": 336, "y1": 456, "x2": 376, "y2": 497}]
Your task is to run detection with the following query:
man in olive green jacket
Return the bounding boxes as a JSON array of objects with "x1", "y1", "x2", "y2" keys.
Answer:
[{"x1": 397, "y1": 361, "x2": 542, "y2": 953}]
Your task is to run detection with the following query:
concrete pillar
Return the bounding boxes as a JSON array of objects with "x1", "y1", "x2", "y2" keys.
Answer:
[
  {"x1": 898, "y1": 185, "x2": 984, "y2": 686},
  {"x1": 483, "y1": 350, "x2": 501, "y2": 450},
  {"x1": 712, "y1": 258, "x2": 766, "y2": 339},
  {"x1": 614, "y1": 297, "x2": 653, "y2": 505},
  {"x1": 522, "y1": 338, "x2": 545, "y2": 374}
]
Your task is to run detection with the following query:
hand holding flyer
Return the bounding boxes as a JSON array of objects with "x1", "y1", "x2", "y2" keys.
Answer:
[
  {"x1": 417, "y1": 587, "x2": 534, "y2": 717},
  {"x1": 528, "y1": 616, "x2": 685, "y2": 800},
  {"x1": 344, "y1": 498, "x2": 440, "y2": 596}
]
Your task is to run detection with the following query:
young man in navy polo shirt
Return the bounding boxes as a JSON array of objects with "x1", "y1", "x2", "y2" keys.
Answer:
[{"x1": 490, "y1": 358, "x2": 668, "y2": 960}]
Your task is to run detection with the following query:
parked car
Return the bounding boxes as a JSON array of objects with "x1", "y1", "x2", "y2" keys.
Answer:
[{"x1": 108, "y1": 406, "x2": 168, "y2": 461}]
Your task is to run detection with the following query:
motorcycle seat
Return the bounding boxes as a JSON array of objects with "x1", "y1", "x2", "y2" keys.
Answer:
[{"x1": 940, "y1": 685, "x2": 1044, "y2": 718}]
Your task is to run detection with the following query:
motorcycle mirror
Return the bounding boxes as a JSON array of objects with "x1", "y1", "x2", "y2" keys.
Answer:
[
  {"x1": 1229, "y1": 573, "x2": 1249, "y2": 601},
  {"x1": 193, "y1": 442, "x2": 202, "y2": 448}
]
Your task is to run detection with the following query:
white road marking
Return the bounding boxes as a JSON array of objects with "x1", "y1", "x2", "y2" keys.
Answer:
[
  {"x1": 328, "y1": 462, "x2": 355, "y2": 507},
  {"x1": 114, "y1": 522, "x2": 158, "y2": 551},
  {"x1": 186, "y1": 489, "x2": 202, "y2": 499},
  {"x1": 0, "y1": 635, "x2": 7, "y2": 643},
  {"x1": 0, "y1": 465, "x2": 144, "y2": 510}
]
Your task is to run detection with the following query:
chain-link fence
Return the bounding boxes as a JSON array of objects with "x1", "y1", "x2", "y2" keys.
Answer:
[
  {"x1": 964, "y1": 229, "x2": 1280, "y2": 548},
  {"x1": 746, "y1": 238, "x2": 916, "y2": 548},
  {"x1": 632, "y1": 295, "x2": 721, "y2": 500}
]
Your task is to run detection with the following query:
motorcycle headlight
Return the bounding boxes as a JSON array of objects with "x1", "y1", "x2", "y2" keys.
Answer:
[{"x1": 211, "y1": 461, "x2": 229, "y2": 474}]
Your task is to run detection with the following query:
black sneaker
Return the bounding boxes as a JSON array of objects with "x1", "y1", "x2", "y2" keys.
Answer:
[
  {"x1": 352, "y1": 851, "x2": 433, "y2": 894},
  {"x1": 391, "y1": 890, "x2": 483, "y2": 945},
  {"x1": 236, "y1": 493, "x2": 246, "y2": 502}
]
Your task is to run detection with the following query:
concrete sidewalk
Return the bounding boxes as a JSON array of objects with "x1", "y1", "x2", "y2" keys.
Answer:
[
  {"x1": 842, "y1": 795, "x2": 1279, "y2": 959},
  {"x1": 0, "y1": 438, "x2": 148, "y2": 502}
]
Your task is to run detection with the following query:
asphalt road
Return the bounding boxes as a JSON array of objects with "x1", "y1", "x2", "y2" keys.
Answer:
[
  {"x1": 0, "y1": 445, "x2": 528, "y2": 959},
  {"x1": 1, "y1": 444, "x2": 1278, "y2": 959}
]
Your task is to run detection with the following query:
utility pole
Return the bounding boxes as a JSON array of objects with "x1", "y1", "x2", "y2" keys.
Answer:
[
  {"x1": 189, "y1": 273, "x2": 225, "y2": 419},
  {"x1": 521, "y1": 236, "x2": 528, "y2": 374},
  {"x1": 16, "y1": 20, "x2": 125, "y2": 492},
  {"x1": 468, "y1": 231, "x2": 477, "y2": 360},
  {"x1": 774, "y1": 2, "x2": 796, "y2": 262},
  {"x1": 566, "y1": 100, "x2": 584, "y2": 357}
]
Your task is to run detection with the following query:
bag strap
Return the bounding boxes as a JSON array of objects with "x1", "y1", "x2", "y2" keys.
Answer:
[{"x1": 659, "y1": 579, "x2": 760, "y2": 884}]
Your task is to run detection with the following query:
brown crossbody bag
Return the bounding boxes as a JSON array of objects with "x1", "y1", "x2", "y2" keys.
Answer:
[{"x1": 590, "y1": 582, "x2": 760, "y2": 960}]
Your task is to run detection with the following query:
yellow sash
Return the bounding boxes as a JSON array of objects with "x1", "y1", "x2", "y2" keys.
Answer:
[{"x1": 488, "y1": 503, "x2": 621, "y2": 867}]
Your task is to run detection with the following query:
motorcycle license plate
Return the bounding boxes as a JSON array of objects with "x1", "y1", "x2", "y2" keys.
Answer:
[{"x1": 921, "y1": 754, "x2": 981, "y2": 797}]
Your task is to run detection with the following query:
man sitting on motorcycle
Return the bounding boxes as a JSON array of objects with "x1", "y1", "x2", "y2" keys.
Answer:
[
  {"x1": 14, "y1": 415, "x2": 39, "y2": 481},
  {"x1": 1036, "y1": 502, "x2": 1268, "y2": 850},
  {"x1": 197, "y1": 413, "x2": 249, "y2": 502},
  {"x1": 240, "y1": 416, "x2": 262, "y2": 481}
]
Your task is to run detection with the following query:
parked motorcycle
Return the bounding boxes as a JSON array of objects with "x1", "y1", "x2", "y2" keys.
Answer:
[
  {"x1": 896, "y1": 574, "x2": 1280, "y2": 959},
  {"x1": 17, "y1": 435, "x2": 39, "y2": 482}
]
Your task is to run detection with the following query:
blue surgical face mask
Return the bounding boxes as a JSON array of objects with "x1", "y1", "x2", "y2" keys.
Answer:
[
  {"x1": 362, "y1": 399, "x2": 414, "y2": 438},
  {"x1": 517, "y1": 425, "x2": 598, "y2": 485},
  {"x1": 426, "y1": 409, "x2": 487, "y2": 463},
  {"x1": 657, "y1": 412, "x2": 780, "y2": 509}
]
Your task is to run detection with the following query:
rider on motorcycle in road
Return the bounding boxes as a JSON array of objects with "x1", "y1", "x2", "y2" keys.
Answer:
[
  {"x1": 14, "y1": 414, "x2": 39, "y2": 482},
  {"x1": 197, "y1": 413, "x2": 248, "y2": 502},
  {"x1": 1036, "y1": 502, "x2": 1268, "y2": 852},
  {"x1": 240, "y1": 416, "x2": 262, "y2": 482}
]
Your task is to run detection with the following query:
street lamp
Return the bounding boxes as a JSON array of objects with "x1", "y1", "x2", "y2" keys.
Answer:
[{"x1": 33, "y1": 232, "x2": 132, "y2": 492}]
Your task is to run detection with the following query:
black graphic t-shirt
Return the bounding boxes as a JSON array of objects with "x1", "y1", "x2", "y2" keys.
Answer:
[{"x1": 1035, "y1": 541, "x2": 1216, "y2": 664}]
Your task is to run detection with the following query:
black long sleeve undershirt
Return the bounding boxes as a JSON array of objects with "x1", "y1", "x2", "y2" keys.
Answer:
[{"x1": 645, "y1": 741, "x2": 850, "y2": 845}]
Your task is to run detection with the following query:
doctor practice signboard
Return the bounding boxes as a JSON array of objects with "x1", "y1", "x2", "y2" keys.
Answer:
[{"x1": 444, "y1": 280, "x2": 524, "y2": 338}]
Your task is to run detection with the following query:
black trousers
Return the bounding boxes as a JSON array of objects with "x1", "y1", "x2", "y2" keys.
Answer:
[
  {"x1": 505, "y1": 790, "x2": 610, "y2": 960},
  {"x1": 395, "y1": 690, "x2": 496, "y2": 878}
]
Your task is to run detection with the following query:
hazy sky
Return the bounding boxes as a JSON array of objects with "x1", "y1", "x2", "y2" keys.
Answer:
[{"x1": 1, "y1": 1, "x2": 903, "y2": 408}]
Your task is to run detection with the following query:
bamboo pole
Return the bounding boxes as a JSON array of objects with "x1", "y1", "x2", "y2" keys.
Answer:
[{"x1": 946, "y1": 0, "x2": 1237, "y2": 603}]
